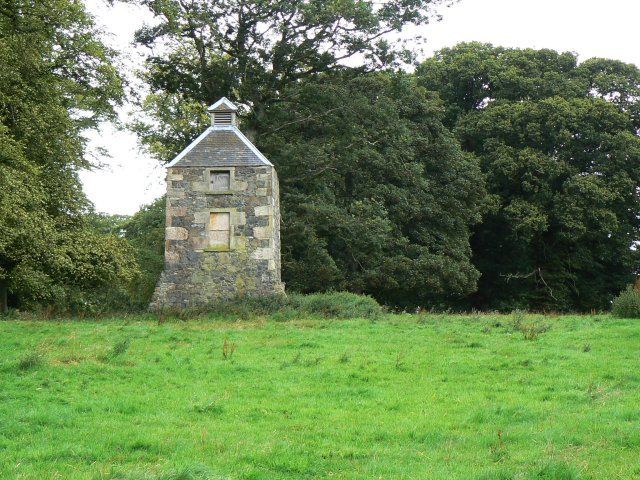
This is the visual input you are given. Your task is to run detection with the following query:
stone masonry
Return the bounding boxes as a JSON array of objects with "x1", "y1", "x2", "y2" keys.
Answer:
[{"x1": 150, "y1": 98, "x2": 284, "y2": 309}]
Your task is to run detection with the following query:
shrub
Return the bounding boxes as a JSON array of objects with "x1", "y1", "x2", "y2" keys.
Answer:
[
  {"x1": 611, "y1": 286, "x2": 640, "y2": 318},
  {"x1": 162, "y1": 292, "x2": 383, "y2": 320},
  {"x1": 519, "y1": 320, "x2": 550, "y2": 340},
  {"x1": 289, "y1": 292, "x2": 382, "y2": 319},
  {"x1": 508, "y1": 310, "x2": 550, "y2": 340}
]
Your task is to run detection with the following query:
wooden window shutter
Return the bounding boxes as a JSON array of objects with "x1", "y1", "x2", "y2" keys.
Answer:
[{"x1": 210, "y1": 171, "x2": 230, "y2": 191}]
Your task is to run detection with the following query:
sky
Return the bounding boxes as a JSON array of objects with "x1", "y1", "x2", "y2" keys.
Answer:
[{"x1": 81, "y1": 0, "x2": 640, "y2": 215}]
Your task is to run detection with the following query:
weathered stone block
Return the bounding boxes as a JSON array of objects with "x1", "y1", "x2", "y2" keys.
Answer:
[
  {"x1": 252, "y1": 226, "x2": 272, "y2": 239},
  {"x1": 251, "y1": 247, "x2": 273, "y2": 260},
  {"x1": 254, "y1": 205, "x2": 272, "y2": 216},
  {"x1": 166, "y1": 227, "x2": 188, "y2": 240}
]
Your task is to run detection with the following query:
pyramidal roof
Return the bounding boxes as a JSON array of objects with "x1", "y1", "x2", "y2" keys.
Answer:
[{"x1": 166, "y1": 98, "x2": 272, "y2": 168}]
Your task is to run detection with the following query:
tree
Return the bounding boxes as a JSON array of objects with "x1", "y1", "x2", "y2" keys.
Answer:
[
  {"x1": 121, "y1": 197, "x2": 166, "y2": 306},
  {"x1": 125, "y1": 0, "x2": 452, "y2": 160},
  {"x1": 0, "y1": 0, "x2": 137, "y2": 311},
  {"x1": 257, "y1": 72, "x2": 486, "y2": 306},
  {"x1": 418, "y1": 43, "x2": 640, "y2": 311}
]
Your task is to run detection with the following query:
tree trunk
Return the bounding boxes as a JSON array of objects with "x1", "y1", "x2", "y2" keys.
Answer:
[{"x1": 0, "y1": 280, "x2": 7, "y2": 315}]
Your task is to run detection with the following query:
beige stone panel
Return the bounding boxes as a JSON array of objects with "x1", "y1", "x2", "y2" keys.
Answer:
[
  {"x1": 251, "y1": 247, "x2": 273, "y2": 260},
  {"x1": 256, "y1": 188, "x2": 267, "y2": 196},
  {"x1": 208, "y1": 230, "x2": 230, "y2": 247},
  {"x1": 254, "y1": 205, "x2": 272, "y2": 216},
  {"x1": 167, "y1": 173, "x2": 183, "y2": 181},
  {"x1": 166, "y1": 227, "x2": 188, "y2": 240},
  {"x1": 210, "y1": 171, "x2": 230, "y2": 191},
  {"x1": 252, "y1": 226, "x2": 272, "y2": 239},
  {"x1": 210, "y1": 212, "x2": 230, "y2": 230}
]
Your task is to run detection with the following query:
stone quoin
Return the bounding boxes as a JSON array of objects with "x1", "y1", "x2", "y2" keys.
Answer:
[{"x1": 150, "y1": 97, "x2": 284, "y2": 309}]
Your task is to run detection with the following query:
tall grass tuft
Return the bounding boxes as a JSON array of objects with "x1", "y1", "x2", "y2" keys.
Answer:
[
  {"x1": 100, "y1": 338, "x2": 131, "y2": 362},
  {"x1": 17, "y1": 350, "x2": 44, "y2": 371},
  {"x1": 509, "y1": 310, "x2": 550, "y2": 340}
]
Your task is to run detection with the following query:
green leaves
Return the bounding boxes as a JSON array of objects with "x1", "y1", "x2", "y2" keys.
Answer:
[
  {"x1": 127, "y1": 0, "x2": 448, "y2": 157},
  {"x1": 0, "y1": 0, "x2": 136, "y2": 311},
  {"x1": 419, "y1": 43, "x2": 640, "y2": 311},
  {"x1": 258, "y1": 72, "x2": 485, "y2": 306}
]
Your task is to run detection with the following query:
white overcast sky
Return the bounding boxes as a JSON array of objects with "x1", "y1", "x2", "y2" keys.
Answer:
[{"x1": 81, "y1": 0, "x2": 640, "y2": 215}]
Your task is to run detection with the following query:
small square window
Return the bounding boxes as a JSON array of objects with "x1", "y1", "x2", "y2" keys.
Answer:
[
  {"x1": 208, "y1": 212, "x2": 230, "y2": 249},
  {"x1": 210, "y1": 171, "x2": 230, "y2": 191}
]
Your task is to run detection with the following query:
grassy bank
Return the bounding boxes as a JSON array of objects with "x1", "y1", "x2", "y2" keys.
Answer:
[{"x1": 1, "y1": 313, "x2": 639, "y2": 479}]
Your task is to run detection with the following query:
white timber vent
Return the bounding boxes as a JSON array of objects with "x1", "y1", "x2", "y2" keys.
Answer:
[{"x1": 213, "y1": 111, "x2": 234, "y2": 125}]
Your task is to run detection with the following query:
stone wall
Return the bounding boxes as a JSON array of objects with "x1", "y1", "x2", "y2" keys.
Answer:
[{"x1": 150, "y1": 165, "x2": 284, "y2": 310}]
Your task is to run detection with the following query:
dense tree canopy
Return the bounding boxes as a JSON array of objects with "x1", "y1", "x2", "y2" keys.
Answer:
[
  {"x1": 121, "y1": 0, "x2": 490, "y2": 308},
  {"x1": 5, "y1": 0, "x2": 637, "y2": 313},
  {"x1": 125, "y1": 0, "x2": 451, "y2": 161},
  {"x1": 418, "y1": 43, "x2": 640, "y2": 311},
  {"x1": 257, "y1": 73, "x2": 485, "y2": 306},
  {"x1": 122, "y1": 0, "x2": 640, "y2": 311},
  {"x1": 0, "y1": 0, "x2": 137, "y2": 311},
  {"x1": 121, "y1": 197, "x2": 166, "y2": 307}
]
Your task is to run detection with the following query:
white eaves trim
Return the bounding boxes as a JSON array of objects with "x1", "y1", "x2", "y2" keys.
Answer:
[
  {"x1": 207, "y1": 97, "x2": 238, "y2": 112},
  {"x1": 165, "y1": 125, "x2": 272, "y2": 168}
]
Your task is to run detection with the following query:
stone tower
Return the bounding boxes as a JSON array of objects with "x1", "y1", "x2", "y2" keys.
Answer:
[{"x1": 150, "y1": 97, "x2": 284, "y2": 309}]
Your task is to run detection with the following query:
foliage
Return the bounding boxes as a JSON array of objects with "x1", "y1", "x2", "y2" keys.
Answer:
[
  {"x1": 291, "y1": 292, "x2": 382, "y2": 319},
  {"x1": 126, "y1": 0, "x2": 450, "y2": 160},
  {"x1": 0, "y1": 0, "x2": 136, "y2": 311},
  {"x1": 611, "y1": 286, "x2": 640, "y2": 318},
  {"x1": 1, "y1": 314, "x2": 639, "y2": 478},
  {"x1": 417, "y1": 43, "x2": 640, "y2": 311},
  {"x1": 86, "y1": 211, "x2": 130, "y2": 236},
  {"x1": 170, "y1": 292, "x2": 383, "y2": 320},
  {"x1": 258, "y1": 72, "x2": 486, "y2": 306},
  {"x1": 122, "y1": 197, "x2": 166, "y2": 307}
]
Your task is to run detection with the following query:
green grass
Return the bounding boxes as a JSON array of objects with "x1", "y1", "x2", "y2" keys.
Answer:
[{"x1": 1, "y1": 313, "x2": 639, "y2": 479}]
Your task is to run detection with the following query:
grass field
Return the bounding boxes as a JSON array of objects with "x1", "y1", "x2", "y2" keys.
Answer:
[{"x1": 1, "y1": 313, "x2": 639, "y2": 479}]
